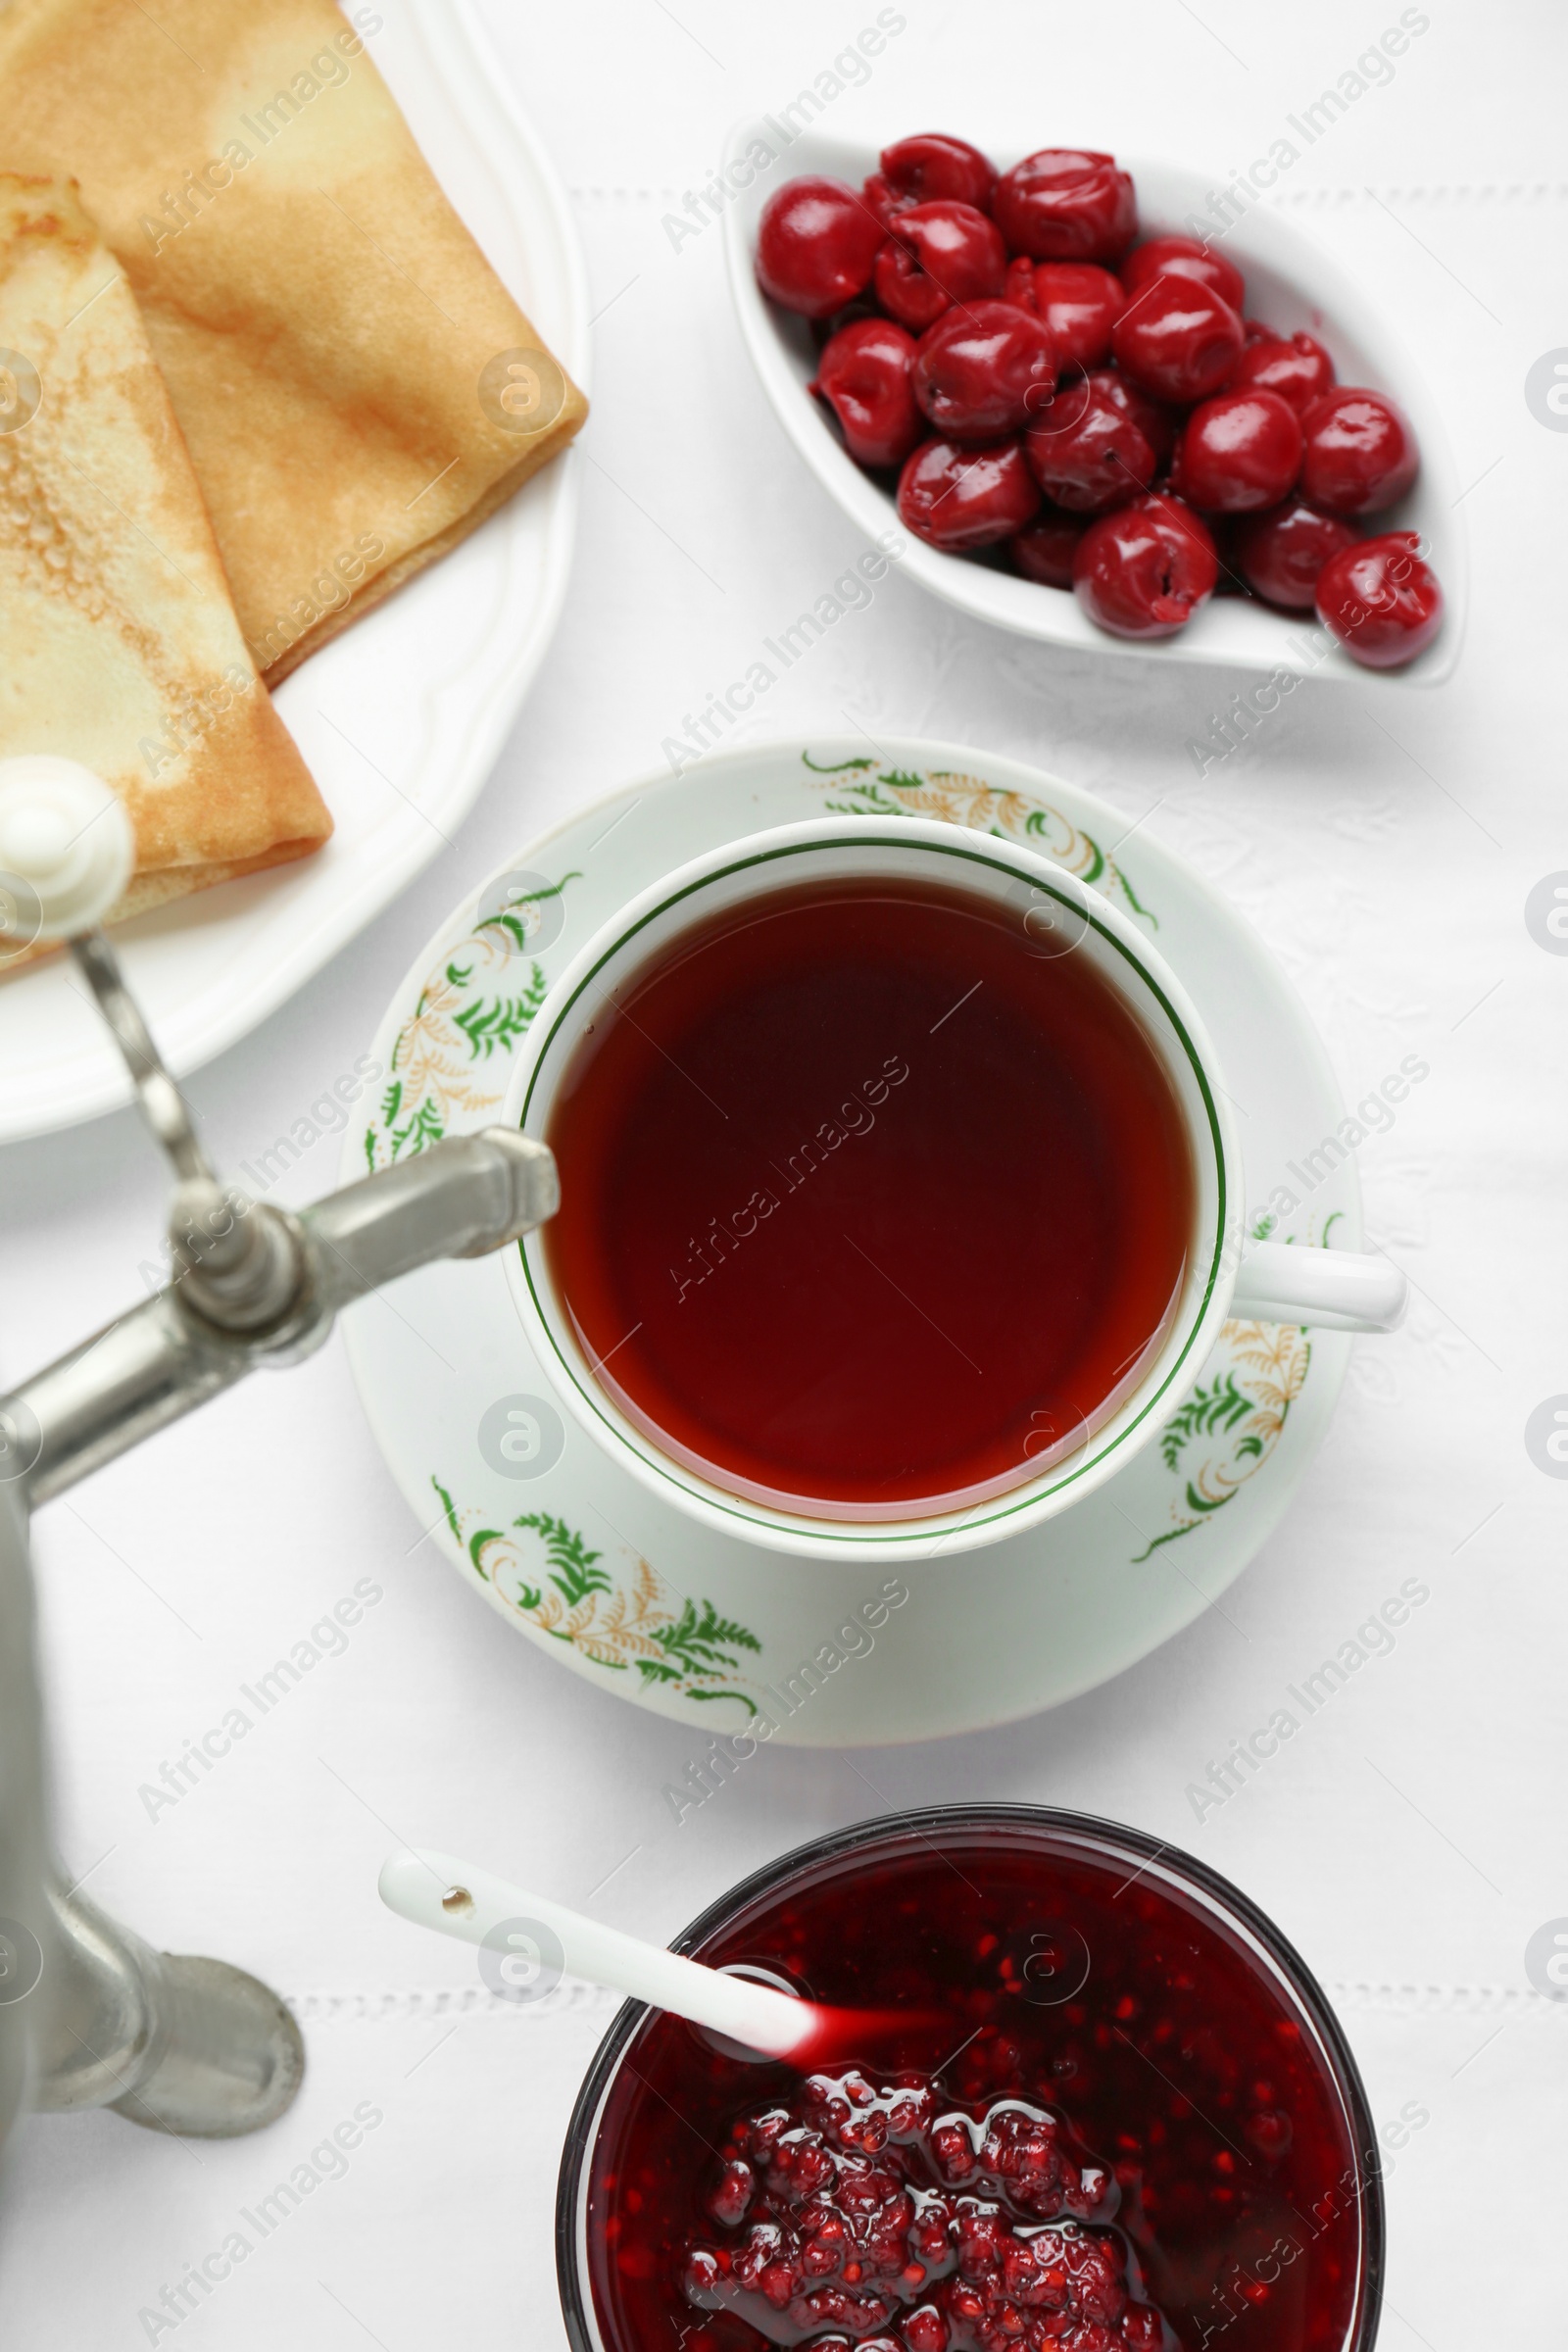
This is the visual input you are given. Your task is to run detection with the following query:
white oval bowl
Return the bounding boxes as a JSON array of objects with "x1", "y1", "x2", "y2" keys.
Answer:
[{"x1": 720, "y1": 125, "x2": 1465, "y2": 687}]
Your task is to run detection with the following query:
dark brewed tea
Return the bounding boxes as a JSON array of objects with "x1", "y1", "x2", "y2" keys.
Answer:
[{"x1": 543, "y1": 873, "x2": 1196, "y2": 1516}]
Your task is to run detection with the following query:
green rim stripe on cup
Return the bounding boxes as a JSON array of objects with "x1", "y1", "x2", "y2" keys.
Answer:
[{"x1": 516, "y1": 833, "x2": 1227, "y2": 1547}]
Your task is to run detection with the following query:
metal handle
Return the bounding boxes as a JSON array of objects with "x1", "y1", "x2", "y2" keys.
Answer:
[
  {"x1": 5, "y1": 1129, "x2": 558, "y2": 1509},
  {"x1": 71, "y1": 931, "x2": 215, "y2": 1186},
  {"x1": 0, "y1": 842, "x2": 563, "y2": 2156}
]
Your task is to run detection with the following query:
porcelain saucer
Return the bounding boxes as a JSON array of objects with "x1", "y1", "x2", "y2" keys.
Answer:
[{"x1": 341, "y1": 737, "x2": 1356, "y2": 1743}]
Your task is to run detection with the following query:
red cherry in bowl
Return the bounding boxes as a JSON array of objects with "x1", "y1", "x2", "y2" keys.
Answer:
[
  {"x1": 874, "y1": 238, "x2": 954, "y2": 330},
  {"x1": 1299, "y1": 388, "x2": 1419, "y2": 514},
  {"x1": 1233, "y1": 499, "x2": 1357, "y2": 609},
  {"x1": 897, "y1": 434, "x2": 1041, "y2": 551},
  {"x1": 1004, "y1": 254, "x2": 1037, "y2": 310},
  {"x1": 1111, "y1": 275, "x2": 1244, "y2": 403},
  {"x1": 1229, "y1": 330, "x2": 1335, "y2": 415},
  {"x1": 1010, "y1": 513, "x2": 1084, "y2": 587},
  {"x1": 808, "y1": 297, "x2": 881, "y2": 354},
  {"x1": 1072, "y1": 493, "x2": 1218, "y2": 637},
  {"x1": 879, "y1": 132, "x2": 997, "y2": 214},
  {"x1": 1315, "y1": 530, "x2": 1443, "y2": 666},
  {"x1": 862, "y1": 172, "x2": 914, "y2": 232},
  {"x1": 913, "y1": 300, "x2": 1057, "y2": 440},
  {"x1": 1023, "y1": 368, "x2": 1159, "y2": 512},
  {"x1": 1172, "y1": 388, "x2": 1304, "y2": 513},
  {"x1": 1011, "y1": 263, "x2": 1125, "y2": 369},
  {"x1": 756, "y1": 176, "x2": 884, "y2": 318},
  {"x1": 1102, "y1": 371, "x2": 1178, "y2": 465},
  {"x1": 873, "y1": 198, "x2": 1006, "y2": 329},
  {"x1": 811, "y1": 318, "x2": 922, "y2": 469},
  {"x1": 1121, "y1": 233, "x2": 1245, "y2": 316},
  {"x1": 993, "y1": 148, "x2": 1137, "y2": 263}
]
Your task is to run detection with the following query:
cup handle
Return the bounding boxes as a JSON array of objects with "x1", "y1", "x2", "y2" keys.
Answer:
[{"x1": 1230, "y1": 1240, "x2": 1406, "y2": 1335}]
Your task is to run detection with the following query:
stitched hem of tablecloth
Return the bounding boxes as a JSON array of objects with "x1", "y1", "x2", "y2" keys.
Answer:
[{"x1": 281, "y1": 1982, "x2": 1567, "y2": 2023}]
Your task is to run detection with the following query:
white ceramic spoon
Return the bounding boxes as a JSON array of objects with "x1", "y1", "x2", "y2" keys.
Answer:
[{"x1": 379, "y1": 1846, "x2": 900, "y2": 2063}]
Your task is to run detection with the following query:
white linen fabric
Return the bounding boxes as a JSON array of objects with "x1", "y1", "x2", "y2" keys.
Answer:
[{"x1": 0, "y1": 0, "x2": 1562, "y2": 2338}]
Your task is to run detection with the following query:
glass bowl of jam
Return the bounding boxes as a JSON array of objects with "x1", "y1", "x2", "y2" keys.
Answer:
[{"x1": 557, "y1": 1805, "x2": 1382, "y2": 2352}]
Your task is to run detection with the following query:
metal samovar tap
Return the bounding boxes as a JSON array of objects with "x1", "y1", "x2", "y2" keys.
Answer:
[{"x1": 0, "y1": 757, "x2": 557, "y2": 2158}]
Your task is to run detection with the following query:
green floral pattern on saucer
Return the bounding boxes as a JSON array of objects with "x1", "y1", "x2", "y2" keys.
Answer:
[
  {"x1": 799, "y1": 753, "x2": 1157, "y2": 929},
  {"x1": 364, "y1": 878, "x2": 575, "y2": 1170},
  {"x1": 1132, "y1": 1320, "x2": 1311, "y2": 1558},
  {"x1": 430, "y1": 1480, "x2": 762, "y2": 1711}
]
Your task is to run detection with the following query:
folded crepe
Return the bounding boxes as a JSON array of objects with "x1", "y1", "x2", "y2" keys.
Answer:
[
  {"x1": 0, "y1": 0, "x2": 587, "y2": 680},
  {"x1": 0, "y1": 173, "x2": 331, "y2": 944}
]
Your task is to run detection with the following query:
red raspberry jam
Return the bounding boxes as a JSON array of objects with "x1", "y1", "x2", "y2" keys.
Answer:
[
  {"x1": 559, "y1": 1811, "x2": 1380, "y2": 2352},
  {"x1": 681, "y1": 2069, "x2": 1168, "y2": 2351}
]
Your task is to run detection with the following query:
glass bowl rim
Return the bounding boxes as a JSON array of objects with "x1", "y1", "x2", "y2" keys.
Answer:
[{"x1": 555, "y1": 1799, "x2": 1386, "y2": 2352}]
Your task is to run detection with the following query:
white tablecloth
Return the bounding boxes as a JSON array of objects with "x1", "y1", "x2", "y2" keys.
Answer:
[{"x1": 3, "y1": 0, "x2": 1563, "y2": 2339}]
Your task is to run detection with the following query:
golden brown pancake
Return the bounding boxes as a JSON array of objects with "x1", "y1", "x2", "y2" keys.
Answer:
[
  {"x1": 0, "y1": 173, "x2": 331, "y2": 953},
  {"x1": 0, "y1": 0, "x2": 587, "y2": 680}
]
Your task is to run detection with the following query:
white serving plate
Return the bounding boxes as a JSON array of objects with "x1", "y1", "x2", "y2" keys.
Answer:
[
  {"x1": 721, "y1": 127, "x2": 1465, "y2": 688},
  {"x1": 0, "y1": 0, "x2": 588, "y2": 1142}
]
